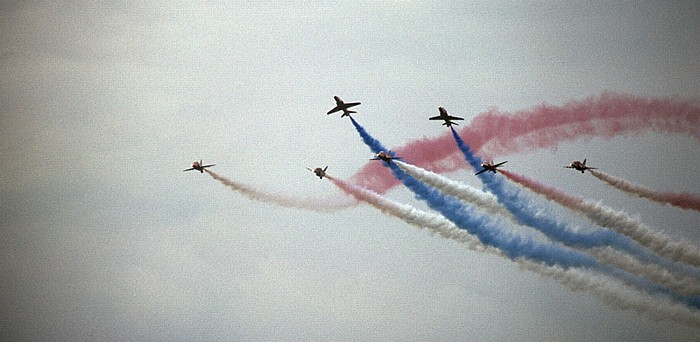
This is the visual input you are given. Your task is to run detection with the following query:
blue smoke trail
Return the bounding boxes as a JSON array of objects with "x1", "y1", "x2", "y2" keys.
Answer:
[
  {"x1": 349, "y1": 117, "x2": 700, "y2": 309},
  {"x1": 350, "y1": 116, "x2": 390, "y2": 154},
  {"x1": 449, "y1": 127, "x2": 700, "y2": 279}
]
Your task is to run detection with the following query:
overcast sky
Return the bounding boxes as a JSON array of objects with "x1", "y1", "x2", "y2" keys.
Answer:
[{"x1": 1, "y1": 2, "x2": 699, "y2": 340}]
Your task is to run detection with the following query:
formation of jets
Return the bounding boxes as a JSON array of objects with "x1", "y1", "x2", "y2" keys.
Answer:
[
  {"x1": 183, "y1": 160, "x2": 215, "y2": 173},
  {"x1": 370, "y1": 150, "x2": 402, "y2": 163},
  {"x1": 565, "y1": 159, "x2": 597, "y2": 173},
  {"x1": 306, "y1": 166, "x2": 328, "y2": 179},
  {"x1": 475, "y1": 160, "x2": 507, "y2": 175},
  {"x1": 186, "y1": 97, "x2": 601, "y2": 179},
  {"x1": 429, "y1": 107, "x2": 464, "y2": 127},
  {"x1": 327, "y1": 96, "x2": 361, "y2": 118}
]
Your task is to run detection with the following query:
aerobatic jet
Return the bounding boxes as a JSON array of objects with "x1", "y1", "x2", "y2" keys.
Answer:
[
  {"x1": 370, "y1": 151, "x2": 402, "y2": 163},
  {"x1": 306, "y1": 166, "x2": 328, "y2": 179},
  {"x1": 183, "y1": 160, "x2": 215, "y2": 173},
  {"x1": 565, "y1": 159, "x2": 597, "y2": 173},
  {"x1": 327, "y1": 96, "x2": 361, "y2": 117},
  {"x1": 429, "y1": 107, "x2": 464, "y2": 127},
  {"x1": 475, "y1": 160, "x2": 507, "y2": 175}
]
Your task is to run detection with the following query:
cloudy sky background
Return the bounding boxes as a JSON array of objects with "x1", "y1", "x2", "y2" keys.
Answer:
[{"x1": 1, "y1": 1, "x2": 699, "y2": 340}]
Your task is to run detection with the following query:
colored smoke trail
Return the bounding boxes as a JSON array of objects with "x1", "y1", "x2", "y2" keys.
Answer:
[
  {"x1": 394, "y1": 160, "x2": 700, "y2": 294},
  {"x1": 206, "y1": 170, "x2": 357, "y2": 211},
  {"x1": 590, "y1": 170, "x2": 700, "y2": 211},
  {"x1": 449, "y1": 128, "x2": 699, "y2": 279},
  {"x1": 326, "y1": 175, "x2": 700, "y2": 325},
  {"x1": 394, "y1": 160, "x2": 515, "y2": 222},
  {"x1": 325, "y1": 174, "x2": 494, "y2": 254},
  {"x1": 350, "y1": 92, "x2": 700, "y2": 193},
  {"x1": 501, "y1": 169, "x2": 700, "y2": 267},
  {"x1": 349, "y1": 118, "x2": 700, "y2": 309}
]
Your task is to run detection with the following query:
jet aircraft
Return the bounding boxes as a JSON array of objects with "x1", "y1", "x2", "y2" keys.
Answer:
[
  {"x1": 184, "y1": 160, "x2": 215, "y2": 173},
  {"x1": 475, "y1": 160, "x2": 507, "y2": 175},
  {"x1": 371, "y1": 151, "x2": 402, "y2": 163},
  {"x1": 327, "y1": 96, "x2": 361, "y2": 117},
  {"x1": 306, "y1": 166, "x2": 328, "y2": 179},
  {"x1": 429, "y1": 107, "x2": 464, "y2": 127},
  {"x1": 565, "y1": 159, "x2": 597, "y2": 173}
]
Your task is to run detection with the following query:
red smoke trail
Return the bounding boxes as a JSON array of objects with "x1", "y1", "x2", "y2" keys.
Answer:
[
  {"x1": 500, "y1": 169, "x2": 700, "y2": 267},
  {"x1": 590, "y1": 170, "x2": 700, "y2": 211},
  {"x1": 350, "y1": 92, "x2": 700, "y2": 193}
]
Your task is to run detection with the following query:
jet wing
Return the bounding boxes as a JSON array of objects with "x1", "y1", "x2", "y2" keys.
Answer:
[
  {"x1": 494, "y1": 161, "x2": 507, "y2": 167},
  {"x1": 201, "y1": 164, "x2": 215, "y2": 168},
  {"x1": 327, "y1": 106, "x2": 342, "y2": 114},
  {"x1": 474, "y1": 169, "x2": 488, "y2": 176},
  {"x1": 446, "y1": 115, "x2": 464, "y2": 121},
  {"x1": 344, "y1": 102, "x2": 361, "y2": 108},
  {"x1": 183, "y1": 167, "x2": 196, "y2": 172},
  {"x1": 428, "y1": 115, "x2": 443, "y2": 120}
]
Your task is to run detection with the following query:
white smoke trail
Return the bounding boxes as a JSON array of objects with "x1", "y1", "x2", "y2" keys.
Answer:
[
  {"x1": 326, "y1": 175, "x2": 496, "y2": 254},
  {"x1": 518, "y1": 260, "x2": 700, "y2": 327},
  {"x1": 501, "y1": 170, "x2": 700, "y2": 268},
  {"x1": 327, "y1": 174, "x2": 700, "y2": 326},
  {"x1": 206, "y1": 170, "x2": 357, "y2": 212},
  {"x1": 394, "y1": 160, "x2": 515, "y2": 222},
  {"x1": 590, "y1": 170, "x2": 700, "y2": 211},
  {"x1": 589, "y1": 247, "x2": 700, "y2": 296}
]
